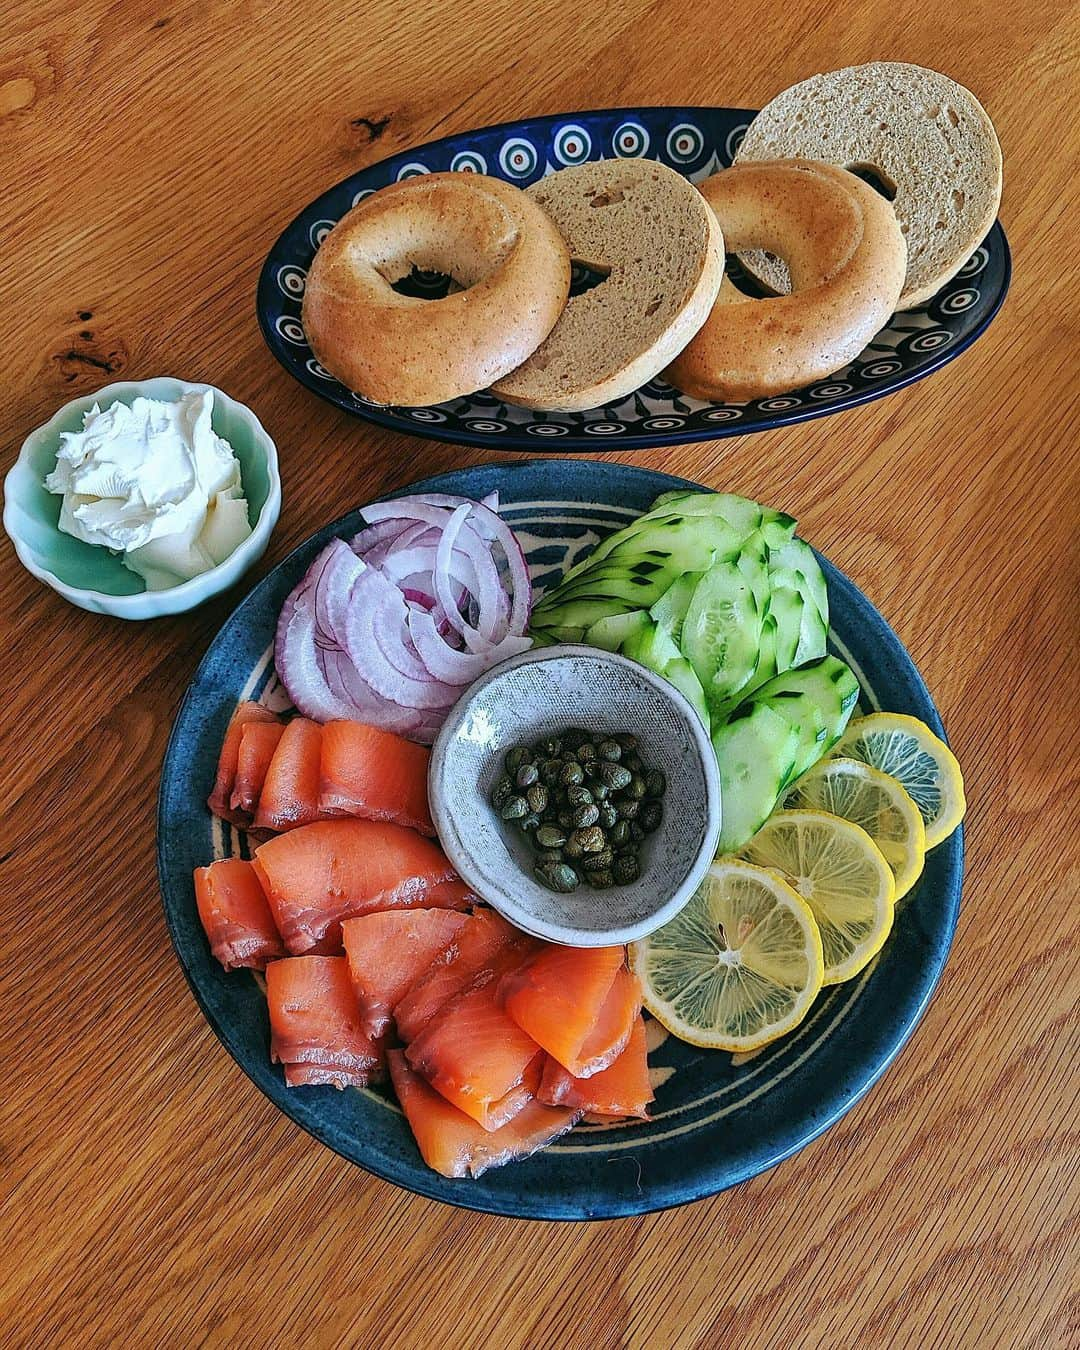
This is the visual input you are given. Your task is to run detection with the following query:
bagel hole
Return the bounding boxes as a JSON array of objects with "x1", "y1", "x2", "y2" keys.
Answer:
[
  {"x1": 389, "y1": 264, "x2": 462, "y2": 299},
  {"x1": 725, "y1": 253, "x2": 779, "y2": 298},
  {"x1": 569, "y1": 259, "x2": 611, "y2": 296},
  {"x1": 843, "y1": 162, "x2": 898, "y2": 202}
]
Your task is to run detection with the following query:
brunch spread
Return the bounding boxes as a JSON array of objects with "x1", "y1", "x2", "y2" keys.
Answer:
[
  {"x1": 3, "y1": 57, "x2": 990, "y2": 1197},
  {"x1": 45, "y1": 389, "x2": 253, "y2": 590},
  {"x1": 192, "y1": 487, "x2": 966, "y2": 1179},
  {"x1": 300, "y1": 62, "x2": 1001, "y2": 410}
]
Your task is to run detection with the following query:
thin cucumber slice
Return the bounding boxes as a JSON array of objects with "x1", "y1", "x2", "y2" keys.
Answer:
[
  {"x1": 584, "y1": 610, "x2": 651, "y2": 652},
  {"x1": 659, "y1": 655, "x2": 711, "y2": 729},
  {"x1": 748, "y1": 656, "x2": 860, "y2": 779},
  {"x1": 768, "y1": 537, "x2": 828, "y2": 625},
  {"x1": 650, "y1": 572, "x2": 704, "y2": 645},
  {"x1": 713, "y1": 704, "x2": 801, "y2": 852},
  {"x1": 768, "y1": 585, "x2": 806, "y2": 674},
  {"x1": 682, "y1": 562, "x2": 763, "y2": 712}
]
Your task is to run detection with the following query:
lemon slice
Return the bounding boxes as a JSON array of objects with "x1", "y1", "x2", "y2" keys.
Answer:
[
  {"x1": 738, "y1": 810, "x2": 895, "y2": 984},
  {"x1": 782, "y1": 758, "x2": 926, "y2": 899},
  {"x1": 629, "y1": 859, "x2": 823, "y2": 1052},
  {"x1": 828, "y1": 712, "x2": 966, "y2": 848}
]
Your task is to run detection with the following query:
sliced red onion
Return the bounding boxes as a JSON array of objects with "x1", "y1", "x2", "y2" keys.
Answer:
[
  {"x1": 276, "y1": 598, "x2": 369, "y2": 723},
  {"x1": 408, "y1": 607, "x2": 531, "y2": 684}
]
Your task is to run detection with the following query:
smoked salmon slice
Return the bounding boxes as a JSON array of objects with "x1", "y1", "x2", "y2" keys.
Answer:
[
  {"x1": 538, "y1": 1014, "x2": 653, "y2": 1118},
  {"x1": 389, "y1": 1051, "x2": 582, "y2": 1177},
  {"x1": 319, "y1": 721, "x2": 435, "y2": 836},
  {"x1": 253, "y1": 717, "x2": 323, "y2": 832},
  {"x1": 207, "y1": 702, "x2": 280, "y2": 824},
  {"x1": 406, "y1": 976, "x2": 543, "y2": 1131},
  {"x1": 500, "y1": 945, "x2": 626, "y2": 1077},
  {"x1": 393, "y1": 908, "x2": 523, "y2": 1043},
  {"x1": 253, "y1": 818, "x2": 459, "y2": 954},
  {"x1": 230, "y1": 720, "x2": 286, "y2": 818},
  {"x1": 341, "y1": 908, "x2": 469, "y2": 1039},
  {"x1": 266, "y1": 955, "x2": 382, "y2": 1088},
  {"x1": 568, "y1": 967, "x2": 643, "y2": 1078},
  {"x1": 194, "y1": 858, "x2": 285, "y2": 971}
]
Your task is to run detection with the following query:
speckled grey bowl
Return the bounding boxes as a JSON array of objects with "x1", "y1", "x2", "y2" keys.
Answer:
[{"x1": 429, "y1": 645, "x2": 721, "y2": 946}]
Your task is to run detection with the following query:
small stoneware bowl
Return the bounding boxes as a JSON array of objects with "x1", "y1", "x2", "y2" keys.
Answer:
[
  {"x1": 2, "y1": 377, "x2": 281, "y2": 620},
  {"x1": 429, "y1": 645, "x2": 722, "y2": 946}
]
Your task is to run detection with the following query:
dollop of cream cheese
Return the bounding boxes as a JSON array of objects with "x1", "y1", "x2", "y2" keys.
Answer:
[{"x1": 45, "y1": 390, "x2": 253, "y2": 590}]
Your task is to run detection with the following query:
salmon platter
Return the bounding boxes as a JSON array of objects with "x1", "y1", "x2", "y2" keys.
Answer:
[{"x1": 159, "y1": 460, "x2": 964, "y2": 1218}]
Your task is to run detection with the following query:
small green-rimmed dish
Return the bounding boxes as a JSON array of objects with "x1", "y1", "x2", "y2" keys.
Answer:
[{"x1": 3, "y1": 377, "x2": 281, "y2": 620}]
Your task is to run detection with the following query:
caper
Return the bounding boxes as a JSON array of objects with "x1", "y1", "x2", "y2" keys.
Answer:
[
  {"x1": 526, "y1": 783, "x2": 549, "y2": 814},
  {"x1": 519, "y1": 812, "x2": 541, "y2": 831},
  {"x1": 581, "y1": 848, "x2": 614, "y2": 873},
  {"x1": 505, "y1": 746, "x2": 531, "y2": 773},
  {"x1": 625, "y1": 773, "x2": 647, "y2": 800},
  {"x1": 598, "y1": 802, "x2": 618, "y2": 829},
  {"x1": 515, "y1": 762, "x2": 539, "y2": 789},
  {"x1": 535, "y1": 847, "x2": 565, "y2": 864},
  {"x1": 615, "y1": 796, "x2": 640, "y2": 820},
  {"x1": 577, "y1": 742, "x2": 596, "y2": 764},
  {"x1": 566, "y1": 784, "x2": 593, "y2": 809},
  {"x1": 491, "y1": 775, "x2": 514, "y2": 808},
  {"x1": 615, "y1": 733, "x2": 638, "y2": 751},
  {"x1": 597, "y1": 739, "x2": 622, "y2": 763},
  {"x1": 501, "y1": 796, "x2": 528, "y2": 820},
  {"x1": 586, "y1": 869, "x2": 614, "y2": 889},
  {"x1": 645, "y1": 769, "x2": 667, "y2": 798},
  {"x1": 630, "y1": 821, "x2": 645, "y2": 842},
  {"x1": 625, "y1": 754, "x2": 643, "y2": 773},
  {"x1": 557, "y1": 809, "x2": 574, "y2": 830},
  {"x1": 591, "y1": 783, "x2": 610, "y2": 802},
  {"x1": 535, "y1": 862, "x2": 580, "y2": 893},
  {"x1": 535, "y1": 823, "x2": 568, "y2": 850},
  {"x1": 563, "y1": 833, "x2": 585, "y2": 860},
  {"x1": 598, "y1": 762, "x2": 632, "y2": 790},
  {"x1": 613, "y1": 854, "x2": 640, "y2": 885},
  {"x1": 640, "y1": 800, "x2": 664, "y2": 833},
  {"x1": 573, "y1": 825, "x2": 606, "y2": 853},
  {"x1": 610, "y1": 819, "x2": 631, "y2": 847},
  {"x1": 538, "y1": 736, "x2": 562, "y2": 757},
  {"x1": 615, "y1": 842, "x2": 637, "y2": 858},
  {"x1": 540, "y1": 758, "x2": 563, "y2": 786},
  {"x1": 571, "y1": 802, "x2": 600, "y2": 829},
  {"x1": 559, "y1": 761, "x2": 585, "y2": 787}
]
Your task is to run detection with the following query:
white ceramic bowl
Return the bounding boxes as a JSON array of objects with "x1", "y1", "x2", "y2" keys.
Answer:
[
  {"x1": 2, "y1": 377, "x2": 282, "y2": 619},
  {"x1": 429, "y1": 645, "x2": 721, "y2": 946}
]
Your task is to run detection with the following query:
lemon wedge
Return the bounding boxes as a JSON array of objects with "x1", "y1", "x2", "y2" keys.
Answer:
[
  {"x1": 629, "y1": 859, "x2": 823, "y2": 1052},
  {"x1": 738, "y1": 809, "x2": 895, "y2": 984},
  {"x1": 782, "y1": 757, "x2": 926, "y2": 899},
  {"x1": 828, "y1": 712, "x2": 966, "y2": 848}
]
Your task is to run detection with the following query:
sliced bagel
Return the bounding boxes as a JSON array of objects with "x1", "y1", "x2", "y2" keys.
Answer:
[
  {"x1": 491, "y1": 159, "x2": 724, "y2": 411},
  {"x1": 735, "y1": 62, "x2": 1002, "y2": 309}
]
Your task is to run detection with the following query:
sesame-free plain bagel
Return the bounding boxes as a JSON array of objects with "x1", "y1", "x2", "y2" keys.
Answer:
[
  {"x1": 735, "y1": 62, "x2": 1002, "y2": 309},
  {"x1": 491, "y1": 159, "x2": 724, "y2": 412},
  {"x1": 302, "y1": 173, "x2": 571, "y2": 405},
  {"x1": 665, "y1": 161, "x2": 906, "y2": 403}
]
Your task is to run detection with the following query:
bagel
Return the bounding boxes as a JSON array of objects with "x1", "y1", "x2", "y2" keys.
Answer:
[
  {"x1": 664, "y1": 161, "x2": 906, "y2": 403},
  {"x1": 491, "y1": 159, "x2": 724, "y2": 412},
  {"x1": 735, "y1": 63, "x2": 1002, "y2": 309},
  {"x1": 301, "y1": 173, "x2": 571, "y2": 405}
]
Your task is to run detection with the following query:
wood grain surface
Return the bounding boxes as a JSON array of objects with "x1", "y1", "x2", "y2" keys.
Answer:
[{"x1": 2, "y1": 1, "x2": 1077, "y2": 1346}]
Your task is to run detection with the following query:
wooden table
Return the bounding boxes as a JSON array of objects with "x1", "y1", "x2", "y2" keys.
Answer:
[{"x1": 3, "y1": 1, "x2": 1076, "y2": 1345}]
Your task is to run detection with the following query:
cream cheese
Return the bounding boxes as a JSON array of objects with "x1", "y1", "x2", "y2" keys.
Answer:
[{"x1": 45, "y1": 389, "x2": 252, "y2": 590}]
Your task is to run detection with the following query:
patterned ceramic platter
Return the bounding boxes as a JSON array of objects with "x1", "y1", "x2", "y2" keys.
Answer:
[
  {"x1": 257, "y1": 106, "x2": 1010, "y2": 453},
  {"x1": 158, "y1": 462, "x2": 963, "y2": 1219}
]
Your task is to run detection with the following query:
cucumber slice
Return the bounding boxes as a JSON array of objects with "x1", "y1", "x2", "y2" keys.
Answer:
[
  {"x1": 793, "y1": 599, "x2": 828, "y2": 668},
  {"x1": 736, "y1": 532, "x2": 771, "y2": 614},
  {"x1": 713, "y1": 704, "x2": 801, "y2": 852},
  {"x1": 584, "y1": 610, "x2": 651, "y2": 652},
  {"x1": 744, "y1": 656, "x2": 860, "y2": 780},
  {"x1": 650, "y1": 572, "x2": 703, "y2": 645},
  {"x1": 529, "y1": 595, "x2": 638, "y2": 634},
  {"x1": 768, "y1": 537, "x2": 828, "y2": 625},
  {"x1": 769, "y1": 585, "x2": 806, "y2": 674},
  {"x1": 658, "y1": 655, "x2": 711, "y2": 729},
  {"x1": 682, "y1": 562, "x2": 763, "y2": 713}
]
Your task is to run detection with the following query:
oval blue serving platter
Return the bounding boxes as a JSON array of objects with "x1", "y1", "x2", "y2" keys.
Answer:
[
  {"x1": 257, "y1": 105, "x2": 1010, "y2": 453},
  {"x1": 158, "y1": 461, "x2": 963, "y2": 1220}
]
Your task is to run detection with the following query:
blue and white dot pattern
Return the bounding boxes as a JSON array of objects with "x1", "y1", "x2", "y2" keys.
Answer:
[{"x1": 257, "y1": 105, "x2": 1010, "y2": 451}]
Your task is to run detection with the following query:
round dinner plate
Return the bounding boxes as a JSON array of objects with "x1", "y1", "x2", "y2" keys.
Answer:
[
  {"x1": 257, "y1": 105, "x2": 1010, "y2": 453},
  {"x1": 158, "y1": 461, "x2": 963, "y2": 1219}
]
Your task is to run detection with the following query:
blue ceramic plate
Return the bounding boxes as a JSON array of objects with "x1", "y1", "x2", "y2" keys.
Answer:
[
  {"x1": 257, "y1": 106, "x2": 1010, "y2": 453},
  {"x1": 158, "y1": 462, "x2": 963, "y2": 1219}
]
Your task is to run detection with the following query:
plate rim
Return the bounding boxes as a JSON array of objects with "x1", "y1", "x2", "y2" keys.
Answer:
[
  {"x1": 158, "y1": 459, "x2": 964, "y2": 1219},
  {"x1": 255, "y1": 103, "x2": 1012, "y2": 452}
]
